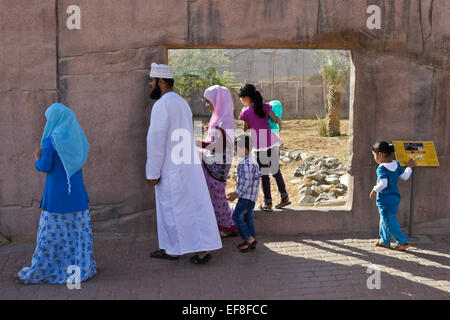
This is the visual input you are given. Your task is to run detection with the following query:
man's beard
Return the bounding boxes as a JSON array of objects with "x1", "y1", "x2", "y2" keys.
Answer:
[{"x1": 150, "y1": 82, "x2": 162, "y2": 100}]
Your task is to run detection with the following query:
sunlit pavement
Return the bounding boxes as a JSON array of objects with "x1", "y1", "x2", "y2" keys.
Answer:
[{"x1": 1, "y1": 233, "x2": 449, "y2": 300}]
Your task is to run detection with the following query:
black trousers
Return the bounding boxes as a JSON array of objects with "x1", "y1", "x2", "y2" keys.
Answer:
[{"x1": 255, "y1": 147, "x2": 288, "y2": 204}]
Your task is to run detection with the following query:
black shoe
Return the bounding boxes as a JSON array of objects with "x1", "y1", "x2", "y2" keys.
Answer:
[
  {"x1": 190, "y1": 254, "x2": 211, "y2": 264},
  {"x1": 220, "y1": 231, "x2": 239, "y2": 238},
  {"x1": 238, "y1": 240, "x2": 257, "y2": 252},
  {"x1": 150, "y1": 249, "x2": 179, "y2": 260}
]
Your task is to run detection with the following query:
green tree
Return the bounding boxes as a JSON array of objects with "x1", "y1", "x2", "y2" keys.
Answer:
[
  {"x1": 168, "y1": 49, "x2": 238, "y2": 100},
  {"x1": 313, "y1": 51, "x2": 350, "y2": 137}
]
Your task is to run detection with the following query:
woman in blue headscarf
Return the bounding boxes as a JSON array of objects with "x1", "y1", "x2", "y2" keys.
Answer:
[{"x1": 17, "y1": 103, "x2": 96, "y2": 284}]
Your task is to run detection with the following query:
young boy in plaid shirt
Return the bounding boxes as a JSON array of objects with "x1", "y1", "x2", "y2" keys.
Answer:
[{"x1": 227, "y1": 134, "x2": 260, "y2": 252}]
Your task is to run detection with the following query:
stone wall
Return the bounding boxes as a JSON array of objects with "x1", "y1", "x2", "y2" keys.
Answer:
[{"x1": 0, "y1": 0, "x2": 448, "y2": 236}]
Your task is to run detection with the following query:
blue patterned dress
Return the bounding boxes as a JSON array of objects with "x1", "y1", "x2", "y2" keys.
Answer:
[{"x1": 18, "y1": 210, "x2": 96, "y2": 284}]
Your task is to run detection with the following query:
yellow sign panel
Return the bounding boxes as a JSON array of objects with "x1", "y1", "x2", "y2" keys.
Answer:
[{"x1": 392, "y1": 141, "x2": 440, "y2": 167}]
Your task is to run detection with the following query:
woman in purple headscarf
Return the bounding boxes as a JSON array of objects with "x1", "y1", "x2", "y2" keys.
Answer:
[{"x1": 198, "y1": 85, "x2": 238, "y2": 238}]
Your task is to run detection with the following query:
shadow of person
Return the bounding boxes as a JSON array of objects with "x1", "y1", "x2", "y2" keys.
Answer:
[{"x1": 293, "y1": 235, "x2": 450, "y2": 283}]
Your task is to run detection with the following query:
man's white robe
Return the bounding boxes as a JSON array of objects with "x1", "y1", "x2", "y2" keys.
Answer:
[{"x1": 146, "y1": 91, "x2": 222, "y2": 255}]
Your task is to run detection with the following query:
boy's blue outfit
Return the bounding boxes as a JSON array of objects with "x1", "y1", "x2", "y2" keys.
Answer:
[
  {"x1": 233, "y1": 199, "x2": 256, "y2": 240},
  {"x1": 375, "y1": 161, "x2": 409, "y2": 246},
  {"x1": 232, "y1": 155, "x2": 260, "y2": 240}
]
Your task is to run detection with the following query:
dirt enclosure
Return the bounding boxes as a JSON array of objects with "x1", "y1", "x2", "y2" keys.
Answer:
[{"x1": 216, "y1": 119, "x2": 351, "y2": 208}]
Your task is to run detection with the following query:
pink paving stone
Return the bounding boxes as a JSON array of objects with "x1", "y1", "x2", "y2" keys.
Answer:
[{"x1": 1, "y1": 233, "x2": 449, "y2": 300}]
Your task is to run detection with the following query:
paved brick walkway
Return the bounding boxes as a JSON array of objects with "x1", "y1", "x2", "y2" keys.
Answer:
[{"x1": 0, "y1": 233, "x2": 449, "y2": 300}]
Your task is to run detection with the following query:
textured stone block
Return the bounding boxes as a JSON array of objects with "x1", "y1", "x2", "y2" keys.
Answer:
[
  {"x1": 58, "y1": 0, "x2": 188, "y2": 57},
  {"x1": 0, "y1": 0, "x2": 56, "y2": 91}
]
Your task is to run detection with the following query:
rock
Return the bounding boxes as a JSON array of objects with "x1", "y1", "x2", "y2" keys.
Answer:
[
  {"x1": 325, "y1": 175, "x2": 340, "y2": 185},
  {"x1": 288, "y1": 150, "x2": 301, "y2": 160},
  {"x1": 335, "y1": 183, "x2": 348, "y2": 191},
  {"x1": 280, "y1": 156, "x2": 291, "y2": 163},
  {"x1": 314, "y1": 199, "x2": 348, "y2": 207},
  {"x1": 318, "y1": 185, "x2": 334, "y2": 193},
  {"x1": 325, "y1": 158, "x2": 340, "y2": 166},
  {"x1": 298, "y1": 195, "x2": 317, "y2": 205},
  {"x1": 300, "y1": 152, "x2": 313, "y2": 161},
  {"x1": 305, "y1": 165, "x2": 317, "y2": 174},
  {"x1": 315, "y1": 192, "x2": 337, "y2": 203},
  {"x1": 306, "y1": 173, "x2": 326, "y2": 183},
  {"x1": 319, "y1": 167, "x2": 329, "y2": 174},
  {"x1": 294, "y1": 162, "x2": 317, "y2": 177},
  {"x1": 293, "y1": 167, "x2": 303, "y2": 177},
  {"x1": 330, "y1": 188, "x2": 346, "y2": 197},
  {"x1": 310, "y1": 186, "x2": 322, "y2": 195},
  {"x1": 298, "y1": 179, "x2": 318, "y2": 187},
  {"x1": 288, "y1": 178, "x2": 302, "y2": 184},
  {"x1": 298, "y1": 186, "x2": 313, "y2": 196},
  {"x1": 303, "y1": 162, "x2": 312, "y2": 170}
]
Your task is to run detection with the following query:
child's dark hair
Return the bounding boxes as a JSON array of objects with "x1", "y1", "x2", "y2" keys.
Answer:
[
  {"x1": 372, "y1": 141, "x2": 395, "y2": 155},
  {"x1": 235, "y1": 133, "x2": 254, "y2": 152},
  {"x1": 238, "y1": 83, "x2": 265, "y2": 118}
]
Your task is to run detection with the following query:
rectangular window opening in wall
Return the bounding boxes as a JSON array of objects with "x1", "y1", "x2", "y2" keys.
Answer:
[{"x1": 167, "y1": 48, "x2": 354, "y2": 212}]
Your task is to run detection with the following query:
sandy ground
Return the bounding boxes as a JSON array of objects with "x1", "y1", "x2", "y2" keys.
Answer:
[{"x1": 216, "y1": 119, "x2": 351, "y2": 207}]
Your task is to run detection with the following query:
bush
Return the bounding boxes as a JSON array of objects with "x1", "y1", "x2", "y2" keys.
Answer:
[
  {"x1": 316, "y1": 114, "x2": 328, "y2": 137},
  {"x1": 169, "y1": 49, "x2": 238, "y2": 100}
]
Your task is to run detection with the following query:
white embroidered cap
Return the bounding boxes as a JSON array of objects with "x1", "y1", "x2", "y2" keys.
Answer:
[{"x1": 149, "y1": 63, "x2": 174, "y2": 79}]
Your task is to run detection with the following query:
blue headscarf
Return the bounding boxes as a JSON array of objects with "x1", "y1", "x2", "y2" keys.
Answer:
[{"x1": 41, "y1": 103, "x2": 89, "y2": 194}]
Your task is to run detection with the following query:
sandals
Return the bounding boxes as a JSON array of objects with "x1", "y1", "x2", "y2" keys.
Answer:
[
  {"x1": 259, "y1": 197, "x2": 291, "y2": 211},
  {"x1": 190, "y1": 253, "x2": 211, "y2": 265},
  {"x1": 237, "y1": 240, "x2": 257, "y2": 252},
  {"x1": 150, "y1": 249, "x2": 179, "y2": 260},
  {"x1": 376, "y1": 241, "x2": 409, "y2": 251},
  {"x1": 375, "y1": 241, "x2": 391, "y2": 249},
  {"x1": 220, "y1": 231, "x2": 238, "y2": 238},
  {"x1": 13, "y1": 273, "x2": 22, "y2": 283},
  {"x1": 275, "y1": 197, "x2": 291, "y2": 209},
  {"x1": 259, "y1": 203, "x2": 273, "y2": 212},
  {"x1": 395, "y1": 243, "x2": 409, "y2": 251}
]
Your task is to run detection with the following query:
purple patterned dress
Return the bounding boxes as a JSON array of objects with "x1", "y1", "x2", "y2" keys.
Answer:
[{"x1": 201, "y1": 126, "x2": 237, "y2": 233}]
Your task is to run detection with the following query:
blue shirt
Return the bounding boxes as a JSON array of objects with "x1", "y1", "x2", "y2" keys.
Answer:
[{"x1": 36, "y1": 137, "x2": 89, "y2": 213}]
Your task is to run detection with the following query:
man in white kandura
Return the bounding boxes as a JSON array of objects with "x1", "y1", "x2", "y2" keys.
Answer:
[{"x1": 146, "y1": 63, "x2": 222, "y2": 265}]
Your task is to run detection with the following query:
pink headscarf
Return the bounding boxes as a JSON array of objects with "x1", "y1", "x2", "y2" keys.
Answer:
[{"x1": 204, "y1": 85, "x2": 236, "y2": 144}]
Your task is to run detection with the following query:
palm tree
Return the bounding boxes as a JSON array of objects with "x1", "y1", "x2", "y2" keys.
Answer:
[{"x1": 313, "y1": 51, "x2": 350, "y2": 136}]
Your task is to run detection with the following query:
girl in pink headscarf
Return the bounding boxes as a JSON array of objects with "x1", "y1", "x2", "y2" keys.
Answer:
[{"x1": 198, "y1": 85, "x2": 238, "y2": 238}]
